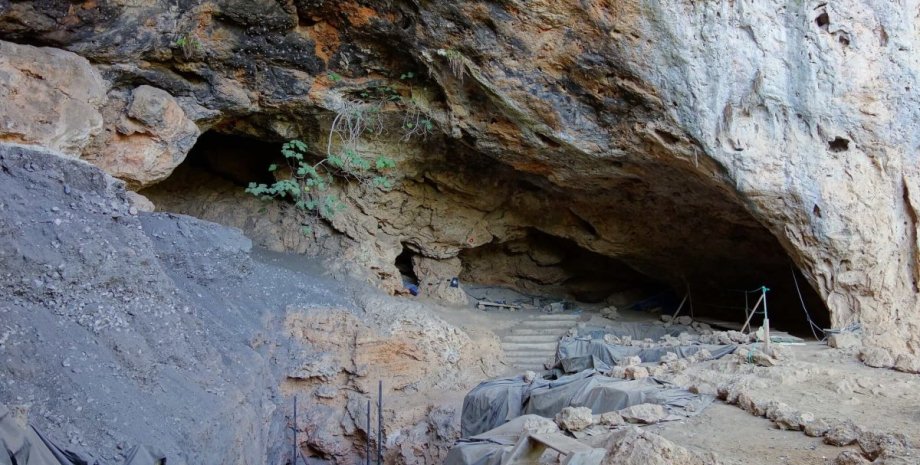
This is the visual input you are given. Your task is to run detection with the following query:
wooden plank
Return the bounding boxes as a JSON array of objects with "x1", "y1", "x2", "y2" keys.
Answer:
[{"x1": 477, "y1": 300, "x2": 522, "y2": 310}]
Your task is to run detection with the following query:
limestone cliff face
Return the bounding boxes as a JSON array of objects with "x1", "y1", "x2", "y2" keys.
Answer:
[{"x1": 0, "y1": 1, "x2": 917, "y2": 353}]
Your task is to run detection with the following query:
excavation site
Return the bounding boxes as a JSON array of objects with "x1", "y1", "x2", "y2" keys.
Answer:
[{"x1": 1, "y1": 1, "x2": 919, "y2": 465}]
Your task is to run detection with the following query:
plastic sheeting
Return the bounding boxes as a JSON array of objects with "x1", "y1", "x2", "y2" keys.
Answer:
[
  {"x1": 575, "y1": 322, "x2": 690, "y2": 342},
  {"x1": 461, "y1": 375, "x2": 551, "y2": 438},
  {"x1": 556, "y1": 337, "x2": 736, "y2": 367},
  {"x1": 460, "y1": 371, "x2": 713, "y2": 438},
  {"x1": 446, "y1": 415, "x2": 557, "y2": 465},
  {"x1": 524, "y1": 372, "x2": 708, "y2": 418},
  {"x1": 1, "y1": 404, "x2": 165, "y2": 465}
]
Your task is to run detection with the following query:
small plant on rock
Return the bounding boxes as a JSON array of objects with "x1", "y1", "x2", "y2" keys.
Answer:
[
  {"x1": 174, "y1": 33, "x2": 202, "y2": 59},
  {"x1": 245, "y1": 139, "x2": 396, "y2": 235}
]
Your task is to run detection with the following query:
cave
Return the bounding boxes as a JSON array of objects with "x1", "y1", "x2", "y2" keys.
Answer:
[
  {"x1": 144, "y1": 127, "x2": 830, "y2": 339},
  {"x1": 459, "y1": 230, "x2": 664, "y2": 303},
  {"x1": 395, "y1": 245, "x2": 419, "y2": 286},
  {"x1": 160, "y1": 130, "x2": 283, "y2": 187}
]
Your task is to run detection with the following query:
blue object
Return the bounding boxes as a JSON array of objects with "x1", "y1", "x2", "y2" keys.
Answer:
[{"x1": 405, "y1": 283, "x2": 419, "y2": 296}]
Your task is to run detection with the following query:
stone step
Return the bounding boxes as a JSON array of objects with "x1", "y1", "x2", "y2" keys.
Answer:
[
  {"x1": 506, "y1": 357, "x2": 554, "y2": 364},
  {"x1": 516, "y1": 320, "x2": 577, "y2": 329},
  {"x1": 509, "y1": 328, "x2": 565, "y2": 336},
  {"x1": 532, "y1": 315, "x2": 581, "y2": 321},
  {"x1": 503, "y1": 336, "x2": 560, "y2": 344},
  {"x1": 501, "y1": 342, "x2": 559, "y2": 352},
  {"x1": 503, "y1": 334, "x2": 561, "y2": 343}
]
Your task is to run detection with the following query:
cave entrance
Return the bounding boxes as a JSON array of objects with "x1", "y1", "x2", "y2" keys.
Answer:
[
  {"x1": 144, "y1": 130, "x2": 831, "y2": 339},
  {"x1": 457, "y1": 229, "x2": 829, "y2": 339},
  {"x1": 459, "y1": 230, "x2": 665, "y2": 304},
  {"x1": 395, "y1": 245, "x2": 419, "y2": 286},
  {"x1": 141, "y1": 130, "x2": 286, "y2": 226}
]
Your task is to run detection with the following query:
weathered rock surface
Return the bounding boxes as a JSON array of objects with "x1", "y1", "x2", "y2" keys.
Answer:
[
  {"x1": 84, "y1": 85, "x2": 200, "y2": 189},
  {"x1": 555, "y1": 406, "x2": 595, "y2": 432},
  {"x1": 0, "y1": 41, "x2": 105, "y2": 156},
  {"x1": 600, "y1": 426, "x2": 720, "y2": 465},
  {"x1": 892, "y1": 354, "x2": 920, "y2": 374},
  {"x1": 829, "y1": 333, "x2": 863, "y2": 350},
  {"x1": 619, "y1": 404, "x2": 667, "y2": 425},
  {"x1": 3, "y1": 0, "x2": 916, "y2": 349},
  {"x1": 0, "y1": 143, "x2": 500, "y2": 465},
  {"x1": 860, "y1": 348, "x2": 895, "y2": 369}
]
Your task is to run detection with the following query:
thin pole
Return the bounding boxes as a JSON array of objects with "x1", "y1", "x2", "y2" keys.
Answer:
[
  {"x1": 377, "y1": 381, "x2": 383, "y2": 465},
  {"x1": 668, "y1": 293, "x2": 688, "y2": 322},
  {"x1": 762, "y1": 287, "x2": 772, "y2": 354},
  {"x1": 366, "y1": 399, "x2": 371, "y2": 465},
  {"x1": 740, "y1": 292, "x2": 765, "y2": 333},
  {"x1": 293, "y1": 396, "x2": 298, "y2": 465}
]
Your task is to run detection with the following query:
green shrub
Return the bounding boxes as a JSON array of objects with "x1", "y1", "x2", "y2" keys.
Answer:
[{"x1": 245, "y1": 140, "x2": 395, "y2": 234}]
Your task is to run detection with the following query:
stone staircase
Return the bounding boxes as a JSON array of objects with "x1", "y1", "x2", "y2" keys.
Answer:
[{"x1": 501, "y1": 313, "x2": 581, "y2": 371}]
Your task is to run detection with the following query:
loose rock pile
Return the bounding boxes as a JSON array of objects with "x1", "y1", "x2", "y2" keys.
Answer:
[{"x1": 717, "y1": 383, "x2": 919, "y2": 464}]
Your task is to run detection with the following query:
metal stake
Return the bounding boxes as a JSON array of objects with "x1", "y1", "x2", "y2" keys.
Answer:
[
  {"x1": 293, "y1": 396, "x2": 298, "y2": 465},
  {"x1": 377, "y1": 381, "x2": 383, "y2": 465},
  {"x1": 762, "y1": 287, "x2": 772, "y2": 355},
  {"x1": 366, "y1": 399, "x2": 371, "y2": 465}
]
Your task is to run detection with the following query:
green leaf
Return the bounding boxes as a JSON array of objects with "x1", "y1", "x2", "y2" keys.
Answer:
[
  {"x1": 268, "y1": 163, "x2": 278, "y2": 172},
  {"x1": 301, "y1": 225, "x2": 312, "y2": 236}
]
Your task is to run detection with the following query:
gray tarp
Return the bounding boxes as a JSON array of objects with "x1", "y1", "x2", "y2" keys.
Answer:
[
  {"x1": 556, "y1": 337, "x2": 737, "y2": 366},
  {"x1": 1, "y1": 404, "x2": 165, "y2": 465},
  {"x1": 460, "y1": 371, "x2": 712, "y2": 437},
  {"x1": 523, "y1": 371, "x2": 711, "y2": 418},
  {"x1": 447, "y1": 415, "x2": 556, "y2": 465},
  {"x1": 575, "y1": 322, "x2": 690, "y2": 342},
  {"x1": 461, "y1": 376, "x2": 552, "y2": 438}
]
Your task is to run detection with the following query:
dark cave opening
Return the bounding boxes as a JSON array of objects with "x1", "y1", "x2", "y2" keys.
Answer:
[
  {"x1": 459, "y1": 230, "x2": 663, "y2": 304},
  {"x1": 174, "y1": 131, "x2": 283, "y2": 186},
  {"x1": 458, "y1": 227, "x2": 830, "y2": 338},
  {"x1": 146, "y1": 130, "x2": 831, "y2": 338},
  {"x1": 395, "y1": 246, "x2": 419, "y2": 286}
]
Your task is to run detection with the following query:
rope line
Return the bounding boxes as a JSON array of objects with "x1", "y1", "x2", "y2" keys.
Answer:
[{"x1": 790, "y1": 265, "x2": 825, "y2": 341}]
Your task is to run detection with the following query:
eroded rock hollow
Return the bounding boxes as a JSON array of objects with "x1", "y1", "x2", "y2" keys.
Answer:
[
  {"x1": 2, "y1": 0, "x2": 915, "y2": 345},
  {"x1": 1, "y1": 0, "x2": 918, "y2": 462}
]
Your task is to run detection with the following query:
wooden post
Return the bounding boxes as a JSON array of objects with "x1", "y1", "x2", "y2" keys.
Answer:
[{"x1": 763, "y1": 317, "x2": 772, "y2": 355}]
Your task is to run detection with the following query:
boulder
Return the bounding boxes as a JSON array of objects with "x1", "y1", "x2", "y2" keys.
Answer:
[
  {"x1": 660, "y1": 352, "x2": 679, "y2": 363},
  {"x1": 619, "y1": 404, "x2": 667, "y2": 425},
  {"x1": 624, "y1": 366, "x2": 650, "y2": 380},
  {"x1": 857, "y1": 430, "x2": 909, "y2": 461},
  {"x1": 828, "y1": 333, "x2": 862, "y2": 350},
  {"x1": 596, "y1": 412, "x2": 625, "y2": 427},
  {"x1": 834, "y1": 451, "x2": 871, "y2": 465},
  {"x1": 601, "y1": 426, "x2": 719, "y2": 465},
  {"x1": 824, "y1": 420, "x2": 862, "y2": 447},
  {"x1": 892, "y1": 354, "x2": 920, "y2": 374},
  {"x1": 859, "y1": 348, "x2": 894, "y2": 368},
  {"x1": 623, "y1": 356, "x2": 642, "y2": 367},
  {"x1": 83, "y1": 85, "x2": 200, "y2": 189},
  {"x1": 555, "y1": 407, "x2": 594, "y2": 432},
  {"x1": 804, "y1": 418, "x2": 831, "y2": 438},
  {"x1": 410, "y1": 256, "x2": 467, "y2": 305},
  {"x1": 0, "y1": 40, "x2": 106, "y2": 156},
  {"x1": 127, "y1": 191, "x2": 156, "y2": 213},
  {"x1": 773, "y1": 408, "x2": 815, "y2": 431}
]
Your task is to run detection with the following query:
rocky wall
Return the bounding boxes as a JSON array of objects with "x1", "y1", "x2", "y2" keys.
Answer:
[{"x1": 0, "y1": 0, "x2": 916, "y2": 354}]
